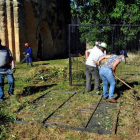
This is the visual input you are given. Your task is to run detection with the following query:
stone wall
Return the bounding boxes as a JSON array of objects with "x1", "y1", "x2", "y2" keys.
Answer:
[{"x1": 0, "y1": 0, "x2": 71, "y2": 61}]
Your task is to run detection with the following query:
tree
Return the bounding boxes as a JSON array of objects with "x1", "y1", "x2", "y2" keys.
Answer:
[{"x1": 71, "y1": 0, "x2": 140, "y2": 51}]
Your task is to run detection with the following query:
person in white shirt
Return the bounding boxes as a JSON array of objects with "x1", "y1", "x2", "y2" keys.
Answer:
[
  {"x1": 85, "y1": 42, "x2": 107, "y2": 94},
  {"x1": 95, "y1": 41, "x2": 99, "y2": 47}
]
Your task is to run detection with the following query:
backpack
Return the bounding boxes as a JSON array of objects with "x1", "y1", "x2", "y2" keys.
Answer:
[{"x1": 0, "y1": 47, "x2": 12, "y2": 67}]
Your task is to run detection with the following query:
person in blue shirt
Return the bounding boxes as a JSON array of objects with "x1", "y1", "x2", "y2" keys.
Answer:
[
  {"x1": 97, "y1": 50, "x2": 128, "y2": 103},
  {"x1": 24, "y1": 43, "x2": 33, "y2": 67}
]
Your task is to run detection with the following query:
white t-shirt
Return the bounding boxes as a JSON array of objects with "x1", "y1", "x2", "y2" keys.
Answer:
[{"x1": 85, "y1": 46, "x2": 105, "y2": 67}]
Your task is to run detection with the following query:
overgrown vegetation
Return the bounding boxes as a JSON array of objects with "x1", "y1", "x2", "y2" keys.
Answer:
[
  {"x1": 0, "y1": 109, "x2": 16, "y2": 139},
  {"x1": 0, "y1": 57, "x2": 140, "y2": 139}
]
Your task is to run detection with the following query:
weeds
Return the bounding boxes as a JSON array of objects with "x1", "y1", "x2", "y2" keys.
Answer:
[
  {"x1": 0, "y1": 57, "x2": 140, "y2": 139},
  {"x1": 119, "y1": 131, "x2": 127, "y2": 136},
  {"x1": 0, "y1": 109, "x2": 16, "y2": 139}
]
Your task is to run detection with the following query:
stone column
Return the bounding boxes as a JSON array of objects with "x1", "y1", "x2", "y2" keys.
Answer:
[
  {"x1": 0, "y1": 0, "x2": 6, "y2": 46},
  {"x1": 13, "y1": 0, "x2": 20, "y2": 62},
  {"x1": 6, "y1": 0, "x2": 15, "y2": 57}
]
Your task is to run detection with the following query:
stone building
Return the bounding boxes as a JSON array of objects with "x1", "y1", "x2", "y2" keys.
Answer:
[{"x1": 0, "y1": 0, "x2": 71, "y2": 62}]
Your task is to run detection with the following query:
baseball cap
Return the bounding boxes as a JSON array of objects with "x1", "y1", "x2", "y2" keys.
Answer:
[
  {"x1": 120, "y1": 50, "x2": 128, "y2": 57},
  {"x1": 95, "y1": 42, "x2": 99, "y2": 45},
  {"x1": 25, "y1": 43, "x2": 29, "y2": 47},
  {"x1": 99, "y1": 42, "x2": 107, "y2": 49}
]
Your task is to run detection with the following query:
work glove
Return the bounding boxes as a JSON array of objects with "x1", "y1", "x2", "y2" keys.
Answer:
[
  {"x1": 23, "y1": 52, "x2": 26, "y2": 55},
  {"x1": 12, "y1": 66, "x2": 16, "y2": 73}
]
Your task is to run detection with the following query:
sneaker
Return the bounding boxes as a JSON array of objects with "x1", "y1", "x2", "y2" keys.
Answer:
[
  {"x1": 103, "y1": 96, "x2": 108, "y2": 100},
  {"x1": 108, "y1": 98, "x2": 117, "y2": 103}
]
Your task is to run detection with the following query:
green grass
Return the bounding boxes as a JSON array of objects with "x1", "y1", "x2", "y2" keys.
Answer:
[{"x1": 0, "y1": 56, "x2": 140, "y2": 139}]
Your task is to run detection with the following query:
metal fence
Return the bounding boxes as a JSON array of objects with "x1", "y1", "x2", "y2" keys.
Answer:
[{"x1": 69, "y1": 24, "x2": 140, "y2": 86}]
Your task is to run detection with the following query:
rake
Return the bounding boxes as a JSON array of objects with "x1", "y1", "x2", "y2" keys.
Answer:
[
  {"x1": 114, "y1": 76, "x2": 140, "y2": 101},
  {"x1": 115, "y1": 76, "x2": 137, "y2": 94},
  {"x1": 78, "y1": 53, "x2": 86, "y2": 61}
]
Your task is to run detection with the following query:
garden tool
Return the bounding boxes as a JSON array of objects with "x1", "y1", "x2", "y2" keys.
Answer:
[
  {"x1": 20, "y1": 54, "x2": 28, "y2": 64},
  {"x1": 92, "y1": 59, "x2": 101, "y2": 67},
  {"x1": 115, "y1": 76, "x2": 140, "y2": 100},
  {"x1": 115, "y1": 76, "x2": 137, "y2": 94},
  {"x1": 78, "y1": 53, "x2": 86, "y2": 61}
]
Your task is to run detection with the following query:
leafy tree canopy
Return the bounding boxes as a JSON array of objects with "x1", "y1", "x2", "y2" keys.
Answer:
[
  {"x1": 71, "y1": 0, "x2": 140, "y2": 24},
  {"x1": 71, "y1": 0, "x2": 140, "y2": 51}
]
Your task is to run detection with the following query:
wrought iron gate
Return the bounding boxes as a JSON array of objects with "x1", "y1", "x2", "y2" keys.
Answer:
[{"x1": 69, "y1": 24, "x2": 140, "y2": 86}]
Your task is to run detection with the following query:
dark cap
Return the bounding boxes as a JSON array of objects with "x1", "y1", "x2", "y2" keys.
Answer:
[{"x1": 120, "y1": 50, "x2": 128, "y2": 57}]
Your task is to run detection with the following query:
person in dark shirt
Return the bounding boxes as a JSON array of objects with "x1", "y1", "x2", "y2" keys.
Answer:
[{"x1": 0, "y1": 39, "x2": 15, "y2": 101}]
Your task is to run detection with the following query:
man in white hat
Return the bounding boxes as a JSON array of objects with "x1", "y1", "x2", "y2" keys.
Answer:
[{"x1": 85, "y1": 42, "x2": 107, "y2": 94}]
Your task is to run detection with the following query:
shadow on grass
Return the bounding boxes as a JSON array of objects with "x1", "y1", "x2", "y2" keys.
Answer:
[
  {"x1": 33, "y1": 63, "x2": 50, "y2": 67},
  {"x1": 115, "y1": 81, "x2": 139, "y2": 100},
  {"x1": 21, "y1": 84, "x2": 57, "y2": 97},
  {"x1": 125, "y1": 63, "x2": 140, "y2": 66}
]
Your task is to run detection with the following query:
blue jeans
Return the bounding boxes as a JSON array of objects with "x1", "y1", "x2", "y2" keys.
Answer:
[
  {"x1": 0, "y1": 67, "x2": 14, "y2": 100},
  {"x1": 99, "y1": 67, "x2": 115, "y2": 98}
]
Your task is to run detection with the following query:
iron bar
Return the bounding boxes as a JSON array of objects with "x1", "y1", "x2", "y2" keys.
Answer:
[
  {"x1": 42, "y1": 92, "x2": 77, "y2": 124},
  {"x1": 14, "y1": 90, "x2": 120, "y2": 134},
  {"x1": 69, "y1": 25, "x2": 72, "y2": 86},
  {"x1": 112, "y1": 26, "x2": 115, "y2": 53},
  {"x1": 85, "y1": 95, "x2": 103, "y2": 128},
  {"x1": 14, "y1": 91, "x2": 51, "y2": 113},
  {"x1": 69, "y1": 24, "x2": 140, "y2": 27}
]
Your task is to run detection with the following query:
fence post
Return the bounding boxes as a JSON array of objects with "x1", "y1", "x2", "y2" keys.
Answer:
[
  {"x1": 112, "y1": 25, "x2": 115, "y2": 53},
  {"x1": 139, "y1": 39, "x2": 140, "y2": 52},
  {"x1": 68, "y1": 24, "x2": 72, "y2": 86}
]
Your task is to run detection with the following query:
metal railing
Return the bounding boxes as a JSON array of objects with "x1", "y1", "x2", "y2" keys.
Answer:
[{"x1": 69, "y1": 24, "x2": 140, "y2": 86}]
